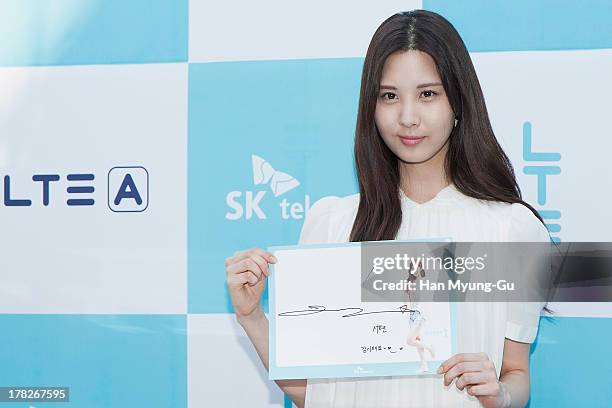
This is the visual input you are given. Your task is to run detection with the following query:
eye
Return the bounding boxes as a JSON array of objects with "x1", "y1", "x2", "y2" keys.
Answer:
[
  {"x1": 380, "y1": 92, "x2": 398, "y2": 101},
  {"x1": 421, "y1": 90, "x2": 438, "y2": 99}
]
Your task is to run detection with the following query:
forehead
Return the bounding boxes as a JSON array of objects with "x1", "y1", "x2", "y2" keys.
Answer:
[{"x1": 380, "y1": 50, "x2": 441, "y2": 85}]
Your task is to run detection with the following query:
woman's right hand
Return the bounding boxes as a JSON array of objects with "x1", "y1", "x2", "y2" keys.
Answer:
[{"x1": 225, "y1": 248, "x2": 277, "y2": 320}]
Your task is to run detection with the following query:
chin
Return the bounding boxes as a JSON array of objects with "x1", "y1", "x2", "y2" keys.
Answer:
[
  {"x1": 395, "y1": 146, "x2": 434, "y2": 163},
  {"x1": 396, "y1": 152, "x2": 431, "y2": 164},
  {"x1": 395, "y1": 142, "x2": 448, "y2": 164}
]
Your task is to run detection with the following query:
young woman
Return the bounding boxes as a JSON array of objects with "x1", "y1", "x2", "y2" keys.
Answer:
[{"x1": 226, "y1": 10, "x2": 550, "y2": 408}]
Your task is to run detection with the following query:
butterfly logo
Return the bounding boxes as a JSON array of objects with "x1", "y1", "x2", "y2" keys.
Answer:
[{"x1": 252, "y1": 154, "x2": 300, "y2": 197}]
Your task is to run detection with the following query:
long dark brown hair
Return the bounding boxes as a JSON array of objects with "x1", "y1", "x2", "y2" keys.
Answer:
[{"x1": 350, "y1": 10, "x2": 546, "y2": 242}]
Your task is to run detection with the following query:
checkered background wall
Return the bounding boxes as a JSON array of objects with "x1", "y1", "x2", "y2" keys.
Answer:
[{"x1": 1, "y1": 0, "x2": 611, "y2": 407}]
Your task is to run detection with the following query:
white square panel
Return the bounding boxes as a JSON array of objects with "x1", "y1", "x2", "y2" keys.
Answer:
[
  {"x1": 0, "y1": 63, "x2": 187, "y2": 314},
  {"x1": 189, "y1": 0, "x2": 422, "y2": 62},
  {"x1": 472, "y1": 49, "x2": 612, "y2": 242},
  {"x1": 188, "y1": 313, "x2": 286, "y2": 407}
]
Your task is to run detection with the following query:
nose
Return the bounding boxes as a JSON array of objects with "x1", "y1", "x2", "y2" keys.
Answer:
[{"x1": 398, "y1": 100, "x2": 420, "y2": 128}]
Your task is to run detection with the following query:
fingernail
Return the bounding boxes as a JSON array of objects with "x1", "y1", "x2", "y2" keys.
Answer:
[
  {"x1": 270, "y1": 256, "x2": 278, "y2": 263},
  {"x1": 436, "y1": 365, "x2": 443, "y2": 374}
]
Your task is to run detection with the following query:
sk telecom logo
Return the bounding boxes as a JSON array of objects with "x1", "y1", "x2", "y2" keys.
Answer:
[
  {"x1": 2, "y1": 166, "x2": 148, "y2": 212},
  {"x1": 252, "y1": 154, "x2": 300, "y2": 197},
  {"x1": 225, "y1": 155, "x2": 311, "y2": 221}
]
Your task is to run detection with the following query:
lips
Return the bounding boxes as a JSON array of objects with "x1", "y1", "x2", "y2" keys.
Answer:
[{"x1": 398, "y1": 136, "x2": 425, "y2": 146}]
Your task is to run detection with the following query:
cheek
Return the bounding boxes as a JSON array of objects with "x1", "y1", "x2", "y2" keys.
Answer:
[
  {"x1": 374, "y1": 106, "x2": 396, "y2": 137},
  {"x1": 426, "y1": 106, "x2": 454, "y2": 137}
]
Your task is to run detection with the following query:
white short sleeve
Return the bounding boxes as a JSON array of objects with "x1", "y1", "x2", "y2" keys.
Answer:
[
  {"x1": 505, "y1": 203, "x2": 551, "y2": 343},
  {"x1": 506, "y1": 203, "x2": 551, "y2": 243},
  {"x1": 298, "y1": 197, "x2": 339, "y2": 245}
]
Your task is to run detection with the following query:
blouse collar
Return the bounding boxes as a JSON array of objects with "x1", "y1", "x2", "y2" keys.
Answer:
[{"x1": 399, "y1": 183, "x2": 463, "y2": 207}]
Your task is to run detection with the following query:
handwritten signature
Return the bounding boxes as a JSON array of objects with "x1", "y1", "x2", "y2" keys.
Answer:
[{"x1": 278, "y1": 304, "x2": 416, "y2": 318}]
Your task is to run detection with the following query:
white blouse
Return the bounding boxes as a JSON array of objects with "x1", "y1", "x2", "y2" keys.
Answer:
[{"x1": 298, "y1": 183, "x2": 551, "y2": 408}]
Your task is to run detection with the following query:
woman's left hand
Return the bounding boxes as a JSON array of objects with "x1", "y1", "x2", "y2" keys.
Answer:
[{"x1": 437, "y1": 352, "x2": 511, "y2": 408}]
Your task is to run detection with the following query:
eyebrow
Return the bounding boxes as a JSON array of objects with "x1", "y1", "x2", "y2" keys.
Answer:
[{"x1": 379, "y1": 82, "x2": 443, "y2": 90}]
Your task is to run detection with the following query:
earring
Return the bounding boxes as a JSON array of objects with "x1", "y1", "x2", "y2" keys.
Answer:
[{"x1": 454, "y1": 117, "x2": 459, "y2": 128}]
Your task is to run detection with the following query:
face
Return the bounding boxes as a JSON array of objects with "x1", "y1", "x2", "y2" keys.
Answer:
[{"x1": 375, "y1": 50, "x2": 455, "y2": 165}]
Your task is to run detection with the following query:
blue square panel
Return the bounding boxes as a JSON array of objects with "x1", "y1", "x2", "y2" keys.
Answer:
[
  {"x1": 188, "y1": 58, "x2": 362, "y2": 313},
  {"x1": 0, "y1": 314, "x2": 187, "y2": 407},
  {"x1": 423, "y1": 0, "x2": 612, "y2": 52},
  {"x1": 0, "y1": 0, "x2": 188, "y2": 66}
]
